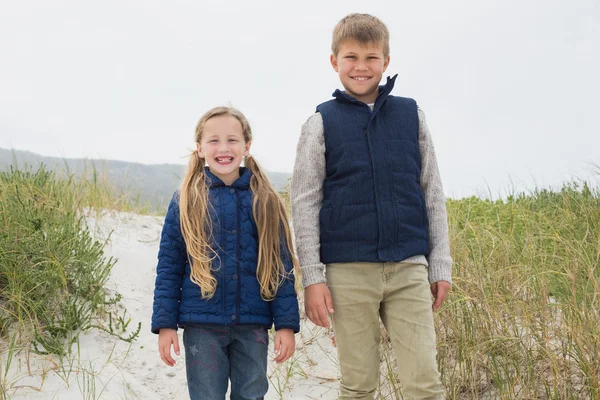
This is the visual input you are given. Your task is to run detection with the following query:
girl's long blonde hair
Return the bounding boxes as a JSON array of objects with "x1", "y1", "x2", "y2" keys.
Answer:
[{"x1": 179, "y1": 106, "x2": 298, "y2": 300}]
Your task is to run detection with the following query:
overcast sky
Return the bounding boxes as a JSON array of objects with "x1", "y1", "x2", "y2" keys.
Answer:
[{"x1": 1, "y1": 0, "x2": 598, "y2": 198}]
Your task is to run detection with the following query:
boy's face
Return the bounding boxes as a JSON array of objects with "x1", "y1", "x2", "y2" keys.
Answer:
[{"x1": 331, "y1": 39, "x2": 390, "y2": 104}]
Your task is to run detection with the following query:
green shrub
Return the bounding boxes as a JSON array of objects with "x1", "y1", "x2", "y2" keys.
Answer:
[{"x1": 0, "y1": 165, "x2": 139, "y2": 357}]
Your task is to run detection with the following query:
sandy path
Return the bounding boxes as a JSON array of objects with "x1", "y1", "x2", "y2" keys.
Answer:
[{"x1": 4, "y1": 212, "x2": 340, "y2": 399}]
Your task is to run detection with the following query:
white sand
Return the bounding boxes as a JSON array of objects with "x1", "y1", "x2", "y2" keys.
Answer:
[{"x1": 3, "y1": 212, "x2": 340, "y2": 399}]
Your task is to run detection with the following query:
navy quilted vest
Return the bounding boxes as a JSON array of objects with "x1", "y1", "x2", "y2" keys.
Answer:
[{"x1": 317, "y1": 75, "x2": 429, "y2": 263}]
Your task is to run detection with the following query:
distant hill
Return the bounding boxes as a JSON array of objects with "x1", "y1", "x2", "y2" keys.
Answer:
[{"x1": 0, "y1": 148, "x2": 291, "y2": 212}]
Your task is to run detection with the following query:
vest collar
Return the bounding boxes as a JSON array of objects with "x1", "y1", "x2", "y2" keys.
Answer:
[
  {"x1": 332, "y1": 74, "x2": 398, "y2": 109},
  {"x1": 205, "y1": 167, "x2": 252, "y2": 189}
]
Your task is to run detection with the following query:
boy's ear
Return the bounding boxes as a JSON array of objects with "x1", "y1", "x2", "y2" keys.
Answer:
[
  {"x1": 330, "y1": 54, "x2": 339, "y2": 72},
  {"x1": 383, "y1": 55, "x2": 390, "y2": 71}
]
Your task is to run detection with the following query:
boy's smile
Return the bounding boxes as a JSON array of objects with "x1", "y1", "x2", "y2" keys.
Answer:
[{"x1": 330, "y1": 39, "x2": 390, "y2": 104}]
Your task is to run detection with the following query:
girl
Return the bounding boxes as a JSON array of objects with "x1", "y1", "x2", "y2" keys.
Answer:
[{"x1": 151, "y1": 106, "x2": 300, "y2": 400}]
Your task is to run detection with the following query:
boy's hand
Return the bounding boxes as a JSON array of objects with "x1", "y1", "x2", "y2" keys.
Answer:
[
  {"x1": 158, "y1": 328, "x2": 180, "y2": 367},
  {"x1": 273, "y1": 328, "x2": 295, "y2": 364},
  {"x1": 430, "y1": 281, "x2": 451, "y2": 311},
  {"x1": 304, "y1": 283, "x2": 334, "y2": 328}
]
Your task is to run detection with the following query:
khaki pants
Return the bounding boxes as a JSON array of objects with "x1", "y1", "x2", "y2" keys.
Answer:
[{"x1": 326, "y1": 262, "x2": 444, "y2": 400}]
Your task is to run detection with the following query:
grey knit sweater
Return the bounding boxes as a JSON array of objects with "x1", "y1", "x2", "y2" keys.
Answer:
[{"x1": 291, "y1": 106, "x2": 452, "y2": 288}]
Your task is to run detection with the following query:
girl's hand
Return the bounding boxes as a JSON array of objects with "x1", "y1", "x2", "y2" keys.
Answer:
[
  {"x1": 158, "y1": 328, "x2": 180, "y2": 367},
  {"x1": 273, "y1": 328, "x2": 295, "y2": 364}
]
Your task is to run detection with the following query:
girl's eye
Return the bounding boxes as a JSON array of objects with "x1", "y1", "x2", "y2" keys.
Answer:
[{"x1": 229, "y1": 139, "x2": 238, "y2": 143}]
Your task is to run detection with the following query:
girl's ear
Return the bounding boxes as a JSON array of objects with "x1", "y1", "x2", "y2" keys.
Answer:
[
  {"x1": 196, "y1": 142, "x2": 204, "y2": 158},
  {"x1": 244, "y1": 141, "x2": 252, "y2": 157}
]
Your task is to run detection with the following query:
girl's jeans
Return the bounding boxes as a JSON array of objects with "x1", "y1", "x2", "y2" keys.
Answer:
[{"x1": 183, "y1": 324, "x2": 269, "y2": 400}]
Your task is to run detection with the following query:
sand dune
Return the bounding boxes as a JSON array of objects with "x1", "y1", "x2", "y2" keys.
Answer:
[{"x1": 5, "y1": 212, "x2": 340, "y2": 399}]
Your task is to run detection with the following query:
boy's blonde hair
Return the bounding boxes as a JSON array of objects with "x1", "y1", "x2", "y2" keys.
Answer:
[
  {"x1": 332, "y1": 13, "x2": 390, "y2": 57},
  {"x1": 180, "y1": 106, "x2": 298, "y2": 300}
]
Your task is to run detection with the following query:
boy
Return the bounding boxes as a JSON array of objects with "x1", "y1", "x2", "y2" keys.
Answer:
[{"x1": 291, "y1": 13, "x2": 452, "y2": 400}]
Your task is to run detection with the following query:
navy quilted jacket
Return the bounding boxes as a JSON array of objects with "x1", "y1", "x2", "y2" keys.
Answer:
[{"x1": 151, "y1": 167, "x2": 300, "y2": 334}]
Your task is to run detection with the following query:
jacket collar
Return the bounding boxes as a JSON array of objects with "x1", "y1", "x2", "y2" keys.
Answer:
[
  {"x1": 204, "y1": 167, "x2": 252, "y2": 189},
  {"x1": 332, "y1": 74, "x2": 398, "y2": 108}
]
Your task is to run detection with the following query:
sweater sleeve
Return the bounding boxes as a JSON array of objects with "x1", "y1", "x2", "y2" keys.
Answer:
[
  {"x1": 417, "y1": 106, "x2": 453, "y2": 284},
  {"x1": 290, "y1": 113, "x2": 327, "y2": 288},
  {"x1": 151, "y1": 193, "x2": 187, "y2": 334}
]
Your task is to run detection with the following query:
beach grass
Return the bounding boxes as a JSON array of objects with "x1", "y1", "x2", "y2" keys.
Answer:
[
  {"x1": 432, "y1": 181, "x2": 600, "y2": 399},
  {"x1": 283, "y1": 180, "x2": 599, "y2": 399},
  {"x1": 0, "y1": 165, "x2": 141, "y2": 397},
  {"x1": 2, "y1": 162, "x2": 599, "y2": 399}
]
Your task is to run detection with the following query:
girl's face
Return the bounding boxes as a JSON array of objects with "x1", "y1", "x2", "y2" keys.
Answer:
[{"x1": 197, "y1": 115, "x2": 251, "y2": 185}]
